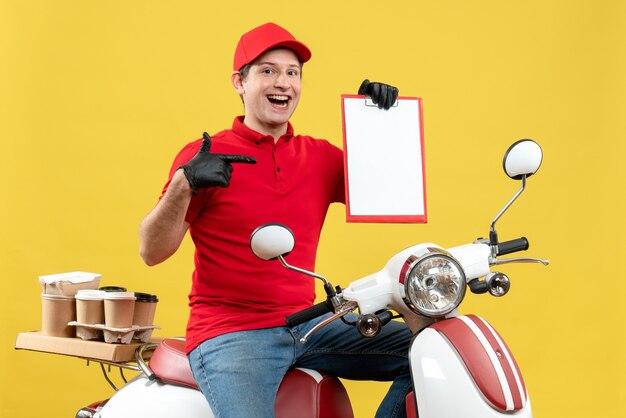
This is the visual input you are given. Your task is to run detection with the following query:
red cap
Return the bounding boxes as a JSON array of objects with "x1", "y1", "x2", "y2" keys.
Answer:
[{"x1": 233, "y1": 23, "x2": 312, "y2": 71}]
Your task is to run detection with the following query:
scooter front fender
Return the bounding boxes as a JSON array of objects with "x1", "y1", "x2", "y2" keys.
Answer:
[
  {"x1": 97, "y1": 375, "x2": 213, "y2": 418},
  {"x1": 409, "y1": 315, "x2": 532, "y2": 418}
]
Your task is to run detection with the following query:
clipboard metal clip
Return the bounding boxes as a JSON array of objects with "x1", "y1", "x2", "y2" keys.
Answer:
[{"x1": 364, "y1": 96, "x2": 399, "y2": 108}]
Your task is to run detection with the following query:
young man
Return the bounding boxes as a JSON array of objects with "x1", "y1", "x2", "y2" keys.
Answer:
[{"x1": 139, "y1": 22, "x2": 410, "y2": 418}]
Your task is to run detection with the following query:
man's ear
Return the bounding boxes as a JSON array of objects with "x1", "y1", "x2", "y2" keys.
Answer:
[{"x1": 231, "y1": 71, "x2": 245, "y2": 95}]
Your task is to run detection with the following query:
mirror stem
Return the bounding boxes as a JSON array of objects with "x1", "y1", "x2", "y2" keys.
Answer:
[
  {"x1": 489, "y1": 175, "x2": 527, "y2": 245},
  {"x1": 278, "y1": 255, "x2": 330, "y2": 286}
]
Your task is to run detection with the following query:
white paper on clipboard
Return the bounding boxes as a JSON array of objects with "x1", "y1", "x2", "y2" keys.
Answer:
[{"x1": 341, "y1": 95, "x2": 427, "y2": 223}]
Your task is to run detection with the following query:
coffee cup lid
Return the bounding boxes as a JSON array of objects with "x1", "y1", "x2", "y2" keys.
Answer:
[
  {"x1": 76, "y1": 289, "x2": 106, "y2": 301},
  {"x1": 103, "y1": 291, "x2": 136, "y2": 301},
  {"x1": 41, "y1": 293, "x2": 74, "y2": 301},
  {"x1": 99, "y1": 286, "x2": 127, "y2": 292},
  {"x1": 134, "y1": 292, "x2": 159, "y2": 303}
]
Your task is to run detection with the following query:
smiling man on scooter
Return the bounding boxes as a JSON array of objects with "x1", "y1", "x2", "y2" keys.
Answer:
[{"x1": 139, "y1": 22, "x2": 412, "y2": 418}]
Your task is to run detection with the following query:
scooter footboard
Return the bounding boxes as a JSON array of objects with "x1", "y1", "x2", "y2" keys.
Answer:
[{"x1": 409, "y1": 314, "x2": 532, "y2": 418}]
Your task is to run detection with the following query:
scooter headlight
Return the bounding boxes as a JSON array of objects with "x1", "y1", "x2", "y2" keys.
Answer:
[{"x1": 402, "y1": 249, "x2": 466, "y2": 317}]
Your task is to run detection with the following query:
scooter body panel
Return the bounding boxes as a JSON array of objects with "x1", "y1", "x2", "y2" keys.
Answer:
[
  {"x1": 409, "y1": 316, "x2": 532, "y2": 418},
  {"x1": 96, "y1": 375, "x2": 214, "y2": 418}
]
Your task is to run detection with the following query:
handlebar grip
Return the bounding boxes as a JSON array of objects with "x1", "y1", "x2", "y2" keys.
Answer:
[
  {"x1": 497, "y1": 237, "x2": 529, "y2": 256},
  {"x1": 285, "y1": 300, "x2": 333, "y2": 328}
]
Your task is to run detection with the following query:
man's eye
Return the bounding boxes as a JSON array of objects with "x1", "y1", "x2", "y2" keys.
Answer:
[
  {"x1": 263, "y1": 69, "x2": 273, "y2": 74},
  {"x1": 288, "y1": 71, "x2": 299, "y2": 76}
]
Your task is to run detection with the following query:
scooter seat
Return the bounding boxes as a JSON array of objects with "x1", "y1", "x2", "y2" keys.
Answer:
[
  {"x1": 149, "y1": 338, "x2": 354, "y2": 418},
  {"x1": 149, "y1": 338, "x2": 196, "y2": 388}
]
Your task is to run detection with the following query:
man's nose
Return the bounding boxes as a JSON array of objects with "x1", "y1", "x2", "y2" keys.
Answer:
[{"x1": 274, "y1": 72, "x2": 289, "y2": 88}]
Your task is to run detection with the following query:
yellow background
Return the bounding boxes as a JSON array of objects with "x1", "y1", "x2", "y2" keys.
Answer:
[{"x1": 1, "y1": 1, "x2": 624, "y2": 417}]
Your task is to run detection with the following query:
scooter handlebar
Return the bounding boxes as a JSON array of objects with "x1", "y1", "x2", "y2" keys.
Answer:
[
  {"x1": 497, "y1": 237, "x2": 529, "y2": 255},
  {"x1": 285, "y1": 300, "x2": 333, "y2": 328}
]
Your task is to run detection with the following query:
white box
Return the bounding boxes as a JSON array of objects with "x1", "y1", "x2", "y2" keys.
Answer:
[{"x1": 39, "y1": 271, "x2": 102, "y2": 296}]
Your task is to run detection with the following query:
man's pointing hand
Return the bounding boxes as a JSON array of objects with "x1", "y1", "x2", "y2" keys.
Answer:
[{"x1": 181, "y1": 132, "x2": 256, "y2": 194}]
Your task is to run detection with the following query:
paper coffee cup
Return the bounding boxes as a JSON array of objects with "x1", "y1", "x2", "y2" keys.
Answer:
[
  {"x1": 103, "y1": 292, "x2": 136, "y2": 329},
  {"x1": 132, "y1": 293, "x2": 158, "y2": 326},
  {"x1": 76, "y1": 289, "x2": 106, "y2": 325},
  {"x1": 41, "y1": 294, "x2": 76, "y2": 337}
]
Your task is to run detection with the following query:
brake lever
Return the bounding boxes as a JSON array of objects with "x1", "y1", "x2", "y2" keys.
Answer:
[
  {"x1": 299, "y1": 301, "x2": 358, "y2": 344},
  {"x1": 491, "y1": 257, "x2": 550, "y2": 266}
]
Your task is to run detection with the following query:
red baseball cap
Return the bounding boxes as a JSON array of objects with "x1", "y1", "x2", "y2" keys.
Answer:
[{"x1": 233, "y1": 22, "x2": 312, "y2": 71}]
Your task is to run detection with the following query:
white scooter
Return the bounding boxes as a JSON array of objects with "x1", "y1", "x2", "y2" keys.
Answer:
[
  {"x1": 77, "y1": 139, "x2": 546, "y2": 418},
  {"x1": 248, "y1": 139, "x2": 548, "y2": 418}
]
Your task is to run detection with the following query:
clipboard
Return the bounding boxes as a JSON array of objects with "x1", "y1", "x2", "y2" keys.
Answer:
[{"x1": 341, "y1": 94, "x2": 427, "y2": 223}]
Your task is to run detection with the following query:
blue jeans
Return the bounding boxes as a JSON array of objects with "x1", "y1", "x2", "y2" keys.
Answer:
[{"x1": 188, "y1": 313, "x2": 413, "y2": 418}]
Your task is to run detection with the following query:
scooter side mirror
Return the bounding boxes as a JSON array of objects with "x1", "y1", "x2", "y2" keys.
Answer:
[
  {"x1": 502, "y1": 139, "x2": 543, "y2": 180},
  {"x1": 250, "y1": 224, "x2": 295, "y2": 261},
  {"x1": 490, "y1": 139, "x2": 543, "y2": 247}
]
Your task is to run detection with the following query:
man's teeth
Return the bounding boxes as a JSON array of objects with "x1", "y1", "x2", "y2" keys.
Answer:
[{"x1": 268, "y1": 95, "x2": 289, "y2": 101}]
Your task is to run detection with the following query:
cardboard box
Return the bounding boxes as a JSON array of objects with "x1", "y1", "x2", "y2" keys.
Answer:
[
  {"x1": 15, "y1": 331, "x2": 163, "y2": 363},
  {"x1": 39, "y1": 271, "x2": 102, "y2": 296}
]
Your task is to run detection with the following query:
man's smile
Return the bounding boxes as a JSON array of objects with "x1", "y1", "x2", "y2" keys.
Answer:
[{"x1": 267, "y1": 94, "x2": 290, "y2": 108}]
